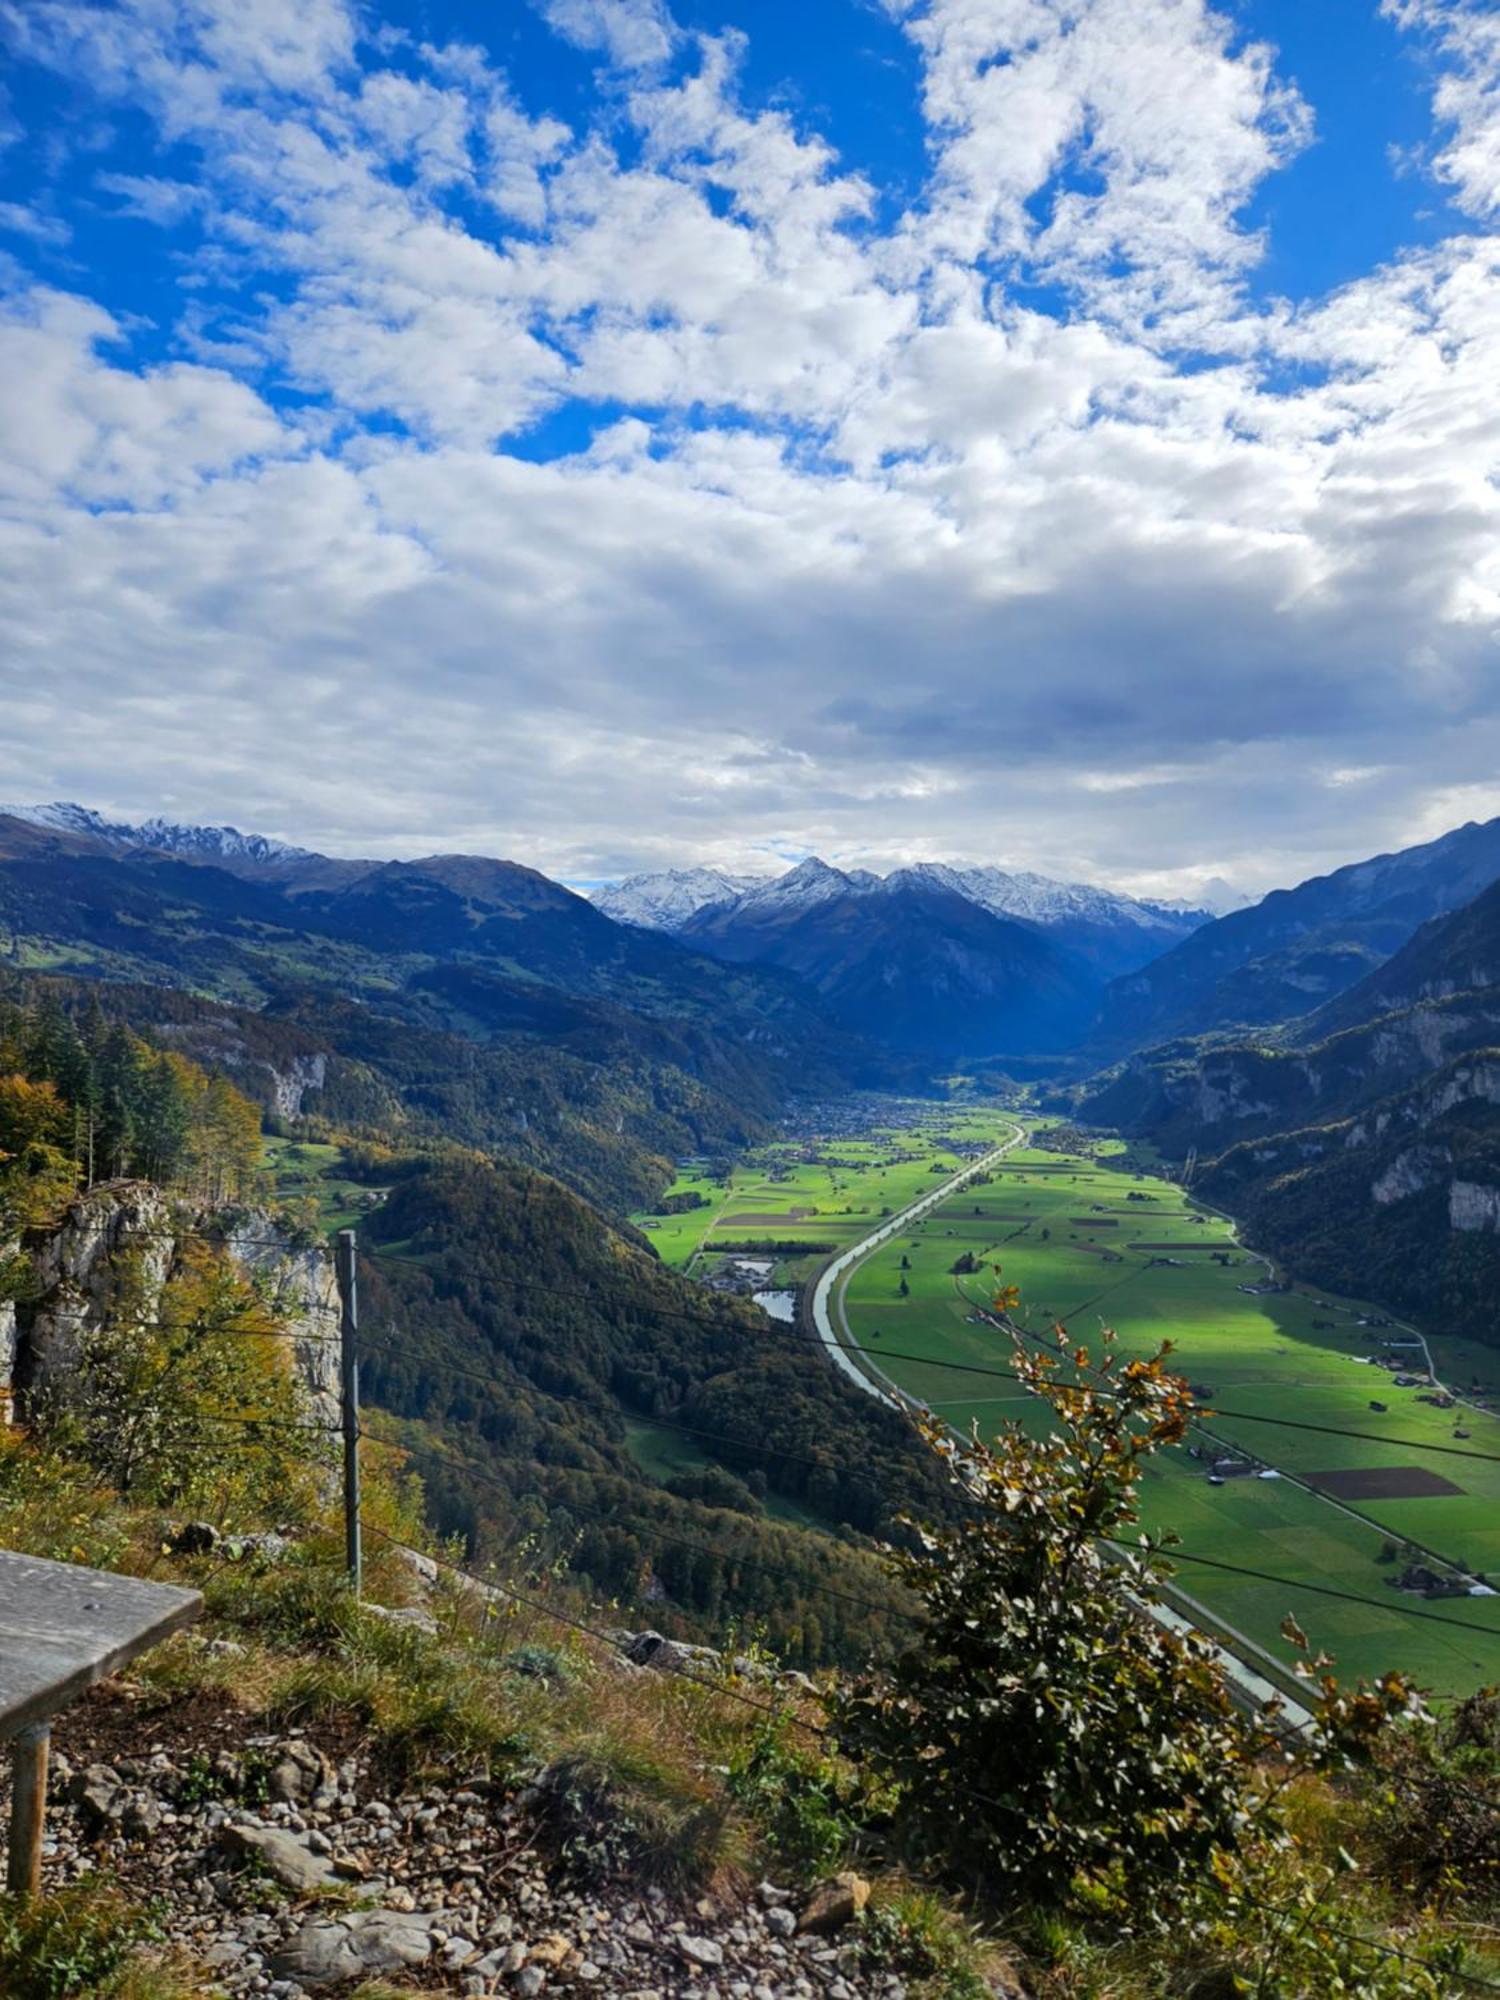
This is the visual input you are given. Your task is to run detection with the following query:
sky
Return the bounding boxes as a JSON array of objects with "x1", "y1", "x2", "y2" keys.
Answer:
[{"x1": 1, "y1": 0, "x2": 1498, "y2": 901}]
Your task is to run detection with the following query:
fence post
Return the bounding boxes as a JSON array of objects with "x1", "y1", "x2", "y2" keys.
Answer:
[
  {"x1": 336, "y1": 1228, "x2": 362, "y2": 1596},
  {"x1": 6, "y1": 1723, "x2": 49, "y2": 1898}
]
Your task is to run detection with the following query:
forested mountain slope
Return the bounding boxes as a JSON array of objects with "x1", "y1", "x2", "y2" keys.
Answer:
[
  {"x1": 358, "y1": 1154, "x2": 942, "y2": 1663},
  {"x1": 1092, "y1": 816, "x2": 1500, "y2": 1053},
  {"x1": 0, "y1": 968, "x2": 777, "y2": 1215},
  {"x1": 1082, "y1": 875, "x2": 1500, "y2": 1346},
  {"x1": 683, "y1": 869, "x2": 1098, "y2": 1058}
]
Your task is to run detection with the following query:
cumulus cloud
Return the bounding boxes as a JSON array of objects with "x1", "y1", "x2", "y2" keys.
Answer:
[
  {"x1": 1385, "y1": 0, "x2": 1500, "y2": 216},
  {"x1": 538, "y1": 0, "x2": 677, "y2": 71},
  {"x1": 0, "y1": 0, "x2": 1497, "y2": 900}
]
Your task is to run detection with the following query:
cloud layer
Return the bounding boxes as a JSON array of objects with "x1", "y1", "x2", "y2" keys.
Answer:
[{"x1": 1, "y1": 0, "x2": 1499, "y2": 896}]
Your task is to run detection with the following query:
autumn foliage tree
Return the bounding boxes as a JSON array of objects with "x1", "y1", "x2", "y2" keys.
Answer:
[
  {"x1": 832, "y1": 1322, "x2": 1418, "y2": 1918},
  {"x1": 0, "y1": 996, "x2": 263, "y2": 1205}
]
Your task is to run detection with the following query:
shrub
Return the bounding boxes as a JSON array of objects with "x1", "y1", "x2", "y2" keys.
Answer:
[
  {"x1": 1366, "y1": 1685, "x2": 1500, "y2": 1906},
  {"x1": 834, "y1": 1328, "x2": 1275, "y2": 1910},
  {"x1": 728, "y1": 1721, "x2": 861, "y2": 1876},
  {"x1": 0, "y1": 1882, "x2": 161, "y2": 2000}
]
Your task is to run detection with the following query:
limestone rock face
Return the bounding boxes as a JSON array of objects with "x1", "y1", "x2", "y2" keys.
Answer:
[
  {"x1": 2, "y1": 1183, "x2": 337, "y2": 1423},
  {"x1": 1451, "y1": 1179, "x2": 1500, "y2": 1232}
]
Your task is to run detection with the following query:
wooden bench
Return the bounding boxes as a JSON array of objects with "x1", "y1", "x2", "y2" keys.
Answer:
[{"x1": 1, "y1": 1551, "x2": 200, "y2": 1897}]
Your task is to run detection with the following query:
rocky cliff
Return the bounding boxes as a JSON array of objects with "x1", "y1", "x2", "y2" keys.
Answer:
[{"x1": 1, "y1": 1180, "x2": 338, "y2": 1423}]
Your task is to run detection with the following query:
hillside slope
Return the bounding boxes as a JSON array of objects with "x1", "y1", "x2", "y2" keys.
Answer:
[
  {"x1": 682, "y1": 864, "x2": 1099, "y2": 1058},
  {"x1": 1093, "y1": 816, "x2": 1500, "y2": 1052},
  {"x1": 1083, "y1": 877, "x2": 1500, "y2": 1346}
]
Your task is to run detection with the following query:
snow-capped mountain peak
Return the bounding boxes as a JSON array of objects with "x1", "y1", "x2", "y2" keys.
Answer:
[
  {"x1": 0, "y1": 801, "x2": 312, "y2": 865},
  {"x1": 595, "y1": 854, "x2": 1215, "y2": 980},
  {"x1": 732, "y1": 857, "x2": 863, "y2": 913},
  {"x1": 885, "y1": 861, "x2": 1206, "y2": 932},
  {"x1": 591, "y1": 865, "x2": 765, "y2": 930}
]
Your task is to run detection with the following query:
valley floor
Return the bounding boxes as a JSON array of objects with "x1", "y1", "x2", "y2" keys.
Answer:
[
  {"x1": 637, "y1": 1102, "x2": 1500, "y2": 1697},
  {"x1": 832, "y1": 1123, "x2": 1500, "y2": 1697}
]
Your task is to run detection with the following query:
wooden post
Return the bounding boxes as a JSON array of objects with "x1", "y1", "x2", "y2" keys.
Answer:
[
  {"x1": 336, "y1": 1229, "x2": 362, "y2": 1597},
  {"x1": 7, "y1": 1723, "x2": 49, "y2": 1898}
]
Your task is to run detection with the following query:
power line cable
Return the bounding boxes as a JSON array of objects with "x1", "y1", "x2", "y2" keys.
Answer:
[
  {"x1": 380, "y1": 1433, "x2": 1500, "y2": 1647},
  {"x1": 1120, "y1": 1544, "x2": 1500, "y2": 1641},
  {"x1": 356, "y1": 1257, "x2": 1500, "y2": 1468}
]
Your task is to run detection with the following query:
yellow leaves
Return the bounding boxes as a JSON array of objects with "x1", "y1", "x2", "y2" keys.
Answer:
[
  {"x1": 0, "y1": 1073, "x2": 70, "y2": 1153},
  {"x1": 992, "y1": 1284, "x2": 1022, "y2": 1315}
]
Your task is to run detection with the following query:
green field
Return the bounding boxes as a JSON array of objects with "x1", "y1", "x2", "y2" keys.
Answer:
[
  {"x1": 632, "y1": 1102, "x2": 1018, "y2": 1282},
  {"x1": 263, "y1": 1136, "x2": 382, "y2": 1235},
  {"x1": 834, "y1": 1129, "x2": 1500, "y2": 1697}
]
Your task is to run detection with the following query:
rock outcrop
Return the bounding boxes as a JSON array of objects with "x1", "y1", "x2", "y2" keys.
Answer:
[{"x1": 2, "y1": 1181, "x2": 338, "y2": 1423}]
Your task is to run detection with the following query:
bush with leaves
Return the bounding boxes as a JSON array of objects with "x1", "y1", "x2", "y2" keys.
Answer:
[
  {"x1": 1364, "y1": 1683, "x2": 1500, "y2": 1908},
  {"x1": 832, "y1": 1324, "x2": 1415, "y2": 1917},
  {"x1": 0, "y1": 1881, "x2": 162, "y2": 2000}
]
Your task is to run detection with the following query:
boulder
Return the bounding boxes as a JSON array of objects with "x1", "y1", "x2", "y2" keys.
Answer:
[
  {"x1": 797, "y1": 1873, "x2": 871, "y2": 1935},
  {"x1": 365, "y1": 1602, "x2": 440, "y2": 1637},
  {"x1": 677, "y1": 1935, "x2": 725, "y2": 1968},
  {"x1": 167, "y1": 1520, "x2": 219, "y2": 1555},
  {"x1": 221, "y1": 1821, "x2": 344, "y2": 1894},
  {"x1": 271, "y1": 1908, "x2": 439, "y2": 1985},
  {"x1": 68, "y1": 1764, "x2": 126, "y2": 1833},
  {"x1": 266, "y1": 1739, "x2": 336, "y2": 1804},
  {"x1": 623, "y1": 1630, "x2": 722, "y2": 1675}
]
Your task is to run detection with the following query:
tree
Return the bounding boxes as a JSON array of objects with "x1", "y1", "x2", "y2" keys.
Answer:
[{"x1": 0, "y1": 1075, "x2": 69, "y2": 1155}]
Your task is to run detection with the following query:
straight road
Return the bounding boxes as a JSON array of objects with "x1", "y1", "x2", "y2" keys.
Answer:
[
  {"x1": 807, "y1": 1119, "x2": 1313, "y2": 1724},
  {"x1": 809, "y1": 1122, "x2": 1025, "y2": 1404}
]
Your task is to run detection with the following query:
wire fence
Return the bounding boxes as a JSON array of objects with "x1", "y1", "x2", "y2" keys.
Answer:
[{"x1": 15, "y1": 1213, "x2": 1500, "y2": 1992}]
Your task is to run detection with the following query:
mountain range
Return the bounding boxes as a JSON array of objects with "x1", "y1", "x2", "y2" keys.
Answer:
[
  {"x1": 0, "y1": 806, "x2": 894, "y2": 1209},
  {"x1": 596, "y1": 854, "x2": 1210, "y2": 977},
  {"x1": 1091, "y1": 816, "x2": 1500, "y2": 1055},
  {"x1": 596, "y1": 854, "x2": 1214, "y2": 1059},
  {"x1": 10, "y1": 799, "x2": 1500, "y2": 1082}
]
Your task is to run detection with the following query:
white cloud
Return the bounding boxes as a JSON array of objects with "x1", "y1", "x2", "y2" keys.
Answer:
[
  {"x1": 1385, "y1": 0, "x2": 1500, "y2": 216},
  {"x1": 885, "y1": 0, "x2": 1313, "y2": 340},
  {"x1": 0, "y1": 0, "x2": 1497, "y2": 896},
  {"x1": 0, "y1": 288, "x2": 291, "y2": 507},
  {"x1": 0, "y1": 200, "x2": 70, "y2": 244},
  {"x1": 537, "y1": 0, "x2": 677, "y2": 71}
]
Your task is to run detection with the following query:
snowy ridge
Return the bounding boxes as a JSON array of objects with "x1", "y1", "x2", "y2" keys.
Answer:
[
  {"x1": 0, "y1": 801, "x2": 313, "y2": 865},
  {"x1": 591, "y1": 865, "x2": 767, "y2": 931},
  {"x1": 593, "y1": 854, "x2": 1215, "y2": 938}
]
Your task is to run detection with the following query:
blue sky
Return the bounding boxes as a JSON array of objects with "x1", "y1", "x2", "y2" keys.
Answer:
[{"x1": 1, "y1": 0, "x2": 1498, "y2": 897}]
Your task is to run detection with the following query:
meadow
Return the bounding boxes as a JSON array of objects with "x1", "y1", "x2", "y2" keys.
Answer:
[
  {"x1": 631, "y1": 1102, "x2": 1019, "y2": 1283},
  {"x1": 838, "y1": 1132, "x2": 1500, "y2": 1696},
  {"x1": 263, "y1": 1135, "x2": 381, "y2": 1234}
]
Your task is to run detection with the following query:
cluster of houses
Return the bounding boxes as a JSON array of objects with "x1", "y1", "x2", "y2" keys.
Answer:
[{"x1": 1387, "y1": 1560, "x2": 1497, "y2": 1601}]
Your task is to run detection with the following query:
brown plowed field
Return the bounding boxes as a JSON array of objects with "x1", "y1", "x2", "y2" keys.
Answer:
[{"x1": 1307, "y1": 1466, "x2": 1465, "y2": 1500}]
